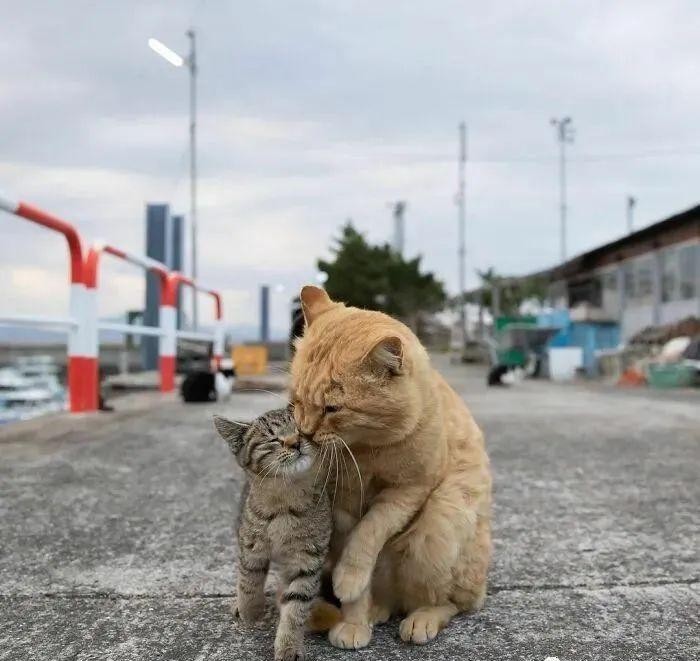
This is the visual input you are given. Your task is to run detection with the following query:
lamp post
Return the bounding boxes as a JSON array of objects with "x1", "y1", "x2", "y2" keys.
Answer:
[{"x1": 148, "y1": 32, "x2": 199, "y2": 329}]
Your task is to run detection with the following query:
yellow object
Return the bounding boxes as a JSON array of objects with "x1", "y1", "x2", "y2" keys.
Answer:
[{"x1": 232, "y1": 345, "x2": 268, "y2": 376}]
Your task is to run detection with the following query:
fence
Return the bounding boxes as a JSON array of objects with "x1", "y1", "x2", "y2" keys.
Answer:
[{"x1": 0, "y1": 192, "x2": 226, "y2": 412}]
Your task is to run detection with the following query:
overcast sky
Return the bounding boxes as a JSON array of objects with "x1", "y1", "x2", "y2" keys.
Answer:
[{"x1": 2, "y1": 1, "x2": 699, "y2": 335}]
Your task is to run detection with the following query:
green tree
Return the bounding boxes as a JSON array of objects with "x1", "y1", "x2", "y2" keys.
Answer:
[
  {"x1": 318, "y1": 222, "x2": 446, "y2": 327},
  {"x1": 473, "y1": 267, "x2": 547, "y2": 315}
]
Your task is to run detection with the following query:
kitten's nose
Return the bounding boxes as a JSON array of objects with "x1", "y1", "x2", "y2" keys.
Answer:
[{"x1": 281, "y1": 434, "x2": 301, "y2": 450}]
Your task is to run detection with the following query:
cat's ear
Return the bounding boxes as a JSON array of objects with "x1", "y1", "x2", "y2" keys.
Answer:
[
  {"x1": 369, "y1": 335, "x2": 404, "y2": 376},
  {"x1": 213, "y1": 415, "x2": 248, "y2": 455},
  {"x1": 300, "y1": 285, "x2": 334, "y2": 327}
]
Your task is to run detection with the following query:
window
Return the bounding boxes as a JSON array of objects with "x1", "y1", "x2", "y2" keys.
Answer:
[
  {"x1": 624, "y1": 262, "x2": 635, "y2": 300},
  {"x1": 678, "y1": 244, "x2": 697, "y2": 300},
  {"x1": 661, "y1": 247, "x2": 679, "y2": 302},
  {"x1": 636, "y1": 257, "x2": 654, "y2": 301},
  {"x1": 624, "y1": 256, "x2": 655, "y2": 305},
  {"x1": 661, "y1": 243, "x2": 698, "y2": 302},
  {"x1": 602, "y1": 270, "x2": 617, "y2": 291}
]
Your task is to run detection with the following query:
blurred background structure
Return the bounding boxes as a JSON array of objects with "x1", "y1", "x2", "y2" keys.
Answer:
[{"x1": 1, "y1": 1, "x2": 700, "y2": 403}]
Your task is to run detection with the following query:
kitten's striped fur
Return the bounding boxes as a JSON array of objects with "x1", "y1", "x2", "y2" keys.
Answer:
[{"x1": 214, "y1": 407, "x2": 333, "y2": 661}]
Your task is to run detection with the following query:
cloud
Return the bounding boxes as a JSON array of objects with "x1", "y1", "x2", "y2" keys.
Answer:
[{"x1": 1, "y1": 0, "x2": 700, "y2": 336}]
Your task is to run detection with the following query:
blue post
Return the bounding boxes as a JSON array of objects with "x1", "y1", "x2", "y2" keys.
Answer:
[
  {"x1": 143, "y1": 204, "x2": 169, "y2": 370},
  {"x1": 260, "y1": 285, "x2": 270, "y2": 343}
]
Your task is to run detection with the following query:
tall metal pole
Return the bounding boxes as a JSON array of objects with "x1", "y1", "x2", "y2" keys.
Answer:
[
  {"x1": 391, "y1": 201, "x2": 406, "y2": 256},
  {"x1": 626, "y1": 195, "x2": 636, "y2": 234},
  {"x1": 457, "y1": 121, "x2": 467, "y2": 348},
  {"x1": 558, "y1": 131, "x2": 566, "y2": 262},
  {"x1": 187, "y1": 29, "x2": 198, "y2": 329},
  {"x1": 551, "y1": 117, "x2": 574, "y2": 263}
]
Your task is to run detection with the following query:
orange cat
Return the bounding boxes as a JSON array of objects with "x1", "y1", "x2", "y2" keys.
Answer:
[{"x1": 290, "y1": 286, "x2": 492, "y2": 648}]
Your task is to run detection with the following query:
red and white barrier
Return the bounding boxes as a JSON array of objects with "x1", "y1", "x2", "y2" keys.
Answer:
[
  {"x1": 159, "y1": 273, "x2": 224, "y2": 392},
  {"x1": 1, "y1": 192, "x2": 96, "y2": 412},
  {"x1": 1, "y1": 193, "x2": 227, "y2": 413}
]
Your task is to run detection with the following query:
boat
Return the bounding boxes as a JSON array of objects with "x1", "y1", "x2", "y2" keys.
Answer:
[{"x1": 0, "y1": 358, "x2": 66, "y2": 425}]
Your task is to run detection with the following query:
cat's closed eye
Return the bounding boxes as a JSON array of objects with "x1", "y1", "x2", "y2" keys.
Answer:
[{"x1": 323, "y1": 405, "x2": 342, "y2": 414}]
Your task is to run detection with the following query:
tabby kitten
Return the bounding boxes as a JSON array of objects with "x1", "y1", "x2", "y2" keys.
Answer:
[{"x1": 214, "y1": 407, "x2": 332, "y2": 661}]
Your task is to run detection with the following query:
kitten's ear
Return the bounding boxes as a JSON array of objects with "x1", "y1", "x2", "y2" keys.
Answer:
[
  {"x1": 300, "y1": 285, "x2": 334, "y2": 327},
  {"x1": 369, "y1": 336, "x2": 404, "y2": 376},
  {"x1": 213, "y1": 415, "x2": 247, "y2": 455}
]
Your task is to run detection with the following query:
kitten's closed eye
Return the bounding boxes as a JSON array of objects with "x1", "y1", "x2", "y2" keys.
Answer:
[{"x1": 324, "y1": 405, "x2": 342, "y2": 414}]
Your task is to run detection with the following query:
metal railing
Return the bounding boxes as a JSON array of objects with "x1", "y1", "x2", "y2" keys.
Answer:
[{"x1": 1, "y1": 191, "x2": 226, "y2": 412}]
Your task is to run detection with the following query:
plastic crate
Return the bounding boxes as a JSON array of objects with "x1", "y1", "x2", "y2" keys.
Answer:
[{"x1": 647, "y1": 364, "x2": 698, "y2": 389}]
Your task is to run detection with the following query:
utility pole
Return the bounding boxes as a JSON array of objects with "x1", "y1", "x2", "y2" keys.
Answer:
[
  {"x1": 626, "y1": 195, "x2": 636, "y2": 234},
  {"x1": 550, "y1": 117, "x2": 574, "y2": 263},
  {"x1": 391, "y1": 201, "x2": 406, "y2": 256},
  {"x1": 457, "y1": 121, "x2": 468, "y2": 349},
  {"x1": 187, "y1": 29, "x2": 198, "y2": 329}
]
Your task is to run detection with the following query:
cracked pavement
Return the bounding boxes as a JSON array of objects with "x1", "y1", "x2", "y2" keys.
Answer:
[{"x1": 1, "y1": 356, "x2": 698, "y2": 660}]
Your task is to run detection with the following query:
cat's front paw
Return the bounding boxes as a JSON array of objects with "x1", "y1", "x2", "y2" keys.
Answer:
[
  {"x1": 332, "y1": 558, "x2": 372, "y2": 603},
  {"x1": 274, "y1": 633, "x2": 305, "y2": 661},
  {"x1": 234, "y1": 598, "x2": 266, "y2": 627},
  {"x1": 328, "y1": 622, "x2": 372, "y2": 649}
]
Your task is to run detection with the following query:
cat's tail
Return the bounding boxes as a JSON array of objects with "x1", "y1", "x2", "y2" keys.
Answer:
[{"x1": 307, "y1": 599, "x2": 342, "y2": 632}]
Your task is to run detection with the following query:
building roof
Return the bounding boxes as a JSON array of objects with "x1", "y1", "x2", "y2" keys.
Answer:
[
  {"x1": 542, "y1": 203, "x2": 700, "y2": 282},
  {"x1": 462, "y1": 204, "x2": 700, "y2": 298}
]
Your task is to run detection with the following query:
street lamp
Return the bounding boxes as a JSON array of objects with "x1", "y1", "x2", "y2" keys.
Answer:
[{"x1": 148, "y1": 31, "x2": 199, "y2": 329}]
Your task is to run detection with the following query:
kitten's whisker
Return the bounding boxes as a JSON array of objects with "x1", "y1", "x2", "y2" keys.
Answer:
[
  {"x1": 255, "y1": 457, "x2": 281, "y2": 484},
  {"x1": 336, "y1": 435, "x2": 364, "y2": 516}
]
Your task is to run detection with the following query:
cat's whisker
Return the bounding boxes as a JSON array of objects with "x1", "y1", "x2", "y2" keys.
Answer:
[
  {"x1": 236, "y1": 388, "x2": 291, "y2": 404},
  {"x1": 335, "y1": 441, "x2": 345, "y2": 497},
  {"x1": 336, "y1": 435, "x2": 364, "y2": 516},
  {"x1": 330, "y1": 442, "x2": 340, "y2": 512},
  {"x1": 255, "y1": 456, "x2": 281, "y2": 484},
  {"x1": 319, "y1": 443, "x2": 335, "y2": 505},
  {"x1": 312, "y1": 442, "x2": 330, "y2": 488},
  {"x1": 337, "y1": 443, "x2": 351, "y2": 488},
  {"x1": 266, "y1": 365, "x2": 291, "y2": 376},
  {"x1": 312, "y1": 444, "x2": 331, "y2": 509}
]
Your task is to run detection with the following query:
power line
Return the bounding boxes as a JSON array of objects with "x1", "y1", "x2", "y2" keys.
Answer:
[{"x1": 455, "y1": 147, "x2": 700, "y2": 164}]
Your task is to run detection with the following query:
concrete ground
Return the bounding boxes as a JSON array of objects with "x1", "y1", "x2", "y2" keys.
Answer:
[{"x1": 1, "y1": 357, "x2": 698, "y2": 660}]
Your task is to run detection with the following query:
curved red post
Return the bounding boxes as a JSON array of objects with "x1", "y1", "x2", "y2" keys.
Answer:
[
  {"x1": 1, "y1": 190, "x2": 227, "y2": 409},
  {"x1": 1, "y1": 197, "x2": 92, "y2": 412},
  {"x1": 85, "y1": 243, "x2": 168, "y2": 290},
  {"x1": 159, "y1": 274, "x2": 225, "y2": 389},
  {"x1": 160, "y1": 273, "x2": 193, "y2": 392},
  {"x1": 161, "y1": 272, "x2": 195, "y2": 307},
  {"x1": 14, "y1": 202, "x2": 85, "y2": 285}
]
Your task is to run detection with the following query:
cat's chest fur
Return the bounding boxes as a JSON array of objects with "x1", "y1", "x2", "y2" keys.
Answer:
[{"x1": 242, "y1": 480, "x2": 330, "y2": 563}]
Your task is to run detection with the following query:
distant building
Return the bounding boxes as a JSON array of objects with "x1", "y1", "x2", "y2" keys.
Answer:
[
  {"x1": 142, "y1": 204, "x2": 184, "y2": 370},
  {"x1": 540, "y1": 205, "x2": 699, "y2": 339}
]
